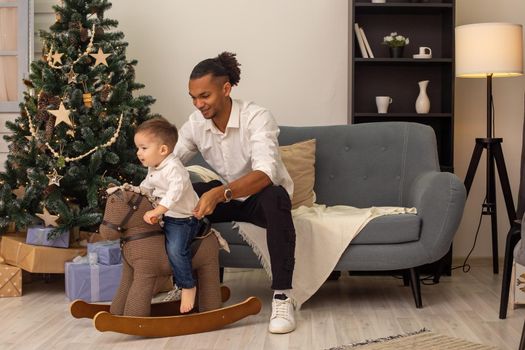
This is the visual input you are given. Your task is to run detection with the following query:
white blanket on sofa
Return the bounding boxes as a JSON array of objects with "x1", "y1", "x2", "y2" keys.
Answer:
[{"x1": 235, "y1": 204, "x2": 417, "y2": 308}]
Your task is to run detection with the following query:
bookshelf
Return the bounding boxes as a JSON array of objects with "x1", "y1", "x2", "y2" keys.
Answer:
[{"x1": 351, "y1": 0, "x2": 455, "y2": 172}]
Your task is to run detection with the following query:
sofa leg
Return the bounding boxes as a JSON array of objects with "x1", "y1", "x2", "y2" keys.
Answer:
[
  {"x1": 402, "y1": 270, "x2": 410, "y2": 286},
  {"x1": 409, "y1": 267, "x2": 423, "y2": 308}
]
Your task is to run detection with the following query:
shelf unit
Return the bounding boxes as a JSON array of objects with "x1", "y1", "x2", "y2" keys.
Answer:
[{"x1": 351, "y1": 0, "x2": 455, "y2": 172}]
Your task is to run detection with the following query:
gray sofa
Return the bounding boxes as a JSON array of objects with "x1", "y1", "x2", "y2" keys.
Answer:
[{"x1": 191, "y1": 122, "x2": 466, "y2": 308}]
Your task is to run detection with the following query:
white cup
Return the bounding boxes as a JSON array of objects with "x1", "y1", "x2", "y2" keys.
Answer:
[
  {"x1": 376, "y1": 96, "x2": 393, "y2": 114},
  {"x1": 418, "y1": 47, "x2": 432, "y2": 56}
]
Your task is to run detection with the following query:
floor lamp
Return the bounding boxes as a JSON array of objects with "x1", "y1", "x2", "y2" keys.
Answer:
[{"x1": 456, "y1": 23, "x2": 523, "y2": 273}]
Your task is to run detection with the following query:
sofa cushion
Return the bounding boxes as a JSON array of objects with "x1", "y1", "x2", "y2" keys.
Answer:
[
  {"x1": 214, "y1": 214, "x2": 420, "y2": 246},
  {"x1": 213, "y1": 222, "x2": 245, "y2": 244},
  {"x1": 187, "y1": 165, "x2": 222, "y2": 184},
  {"x1": 351, "y1": 214, "x2": 420, "y2": 244},
  {"x1": 280, "y1": 139, "x2": 316, "y2": 209}
]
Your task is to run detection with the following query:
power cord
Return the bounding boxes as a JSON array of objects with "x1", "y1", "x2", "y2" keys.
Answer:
[
  {"x1": 451, "y1": 197, "x2": 486, "y2": 273},
  {"x1": 392, "y1": 197, "x2": 485, "y2": 285}
]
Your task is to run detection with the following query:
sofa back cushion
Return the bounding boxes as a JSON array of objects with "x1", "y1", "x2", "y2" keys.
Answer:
[
  {"x1": 280, "y1": 139, "x2": 316, "y2": 209},
  {"x1": 278, "y1": 122, "x2": 439, "y2": 207}
]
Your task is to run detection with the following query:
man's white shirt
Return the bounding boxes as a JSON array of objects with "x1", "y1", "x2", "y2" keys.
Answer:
[
  {"x1": 139, "y1": 153, "x2": 199, "y2": 218},
  {"x1": 174, "y1": 99, "x2": 293, "y2": 201}
]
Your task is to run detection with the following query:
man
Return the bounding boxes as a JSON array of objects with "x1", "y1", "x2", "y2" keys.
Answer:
[{"x1": 174, "y1": 52, "x2": 296, "y2": 334}]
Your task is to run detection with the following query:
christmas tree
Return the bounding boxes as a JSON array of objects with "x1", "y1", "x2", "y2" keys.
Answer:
[{"x1": 0, "y1": 0, "x2": 156, "y2": 238}]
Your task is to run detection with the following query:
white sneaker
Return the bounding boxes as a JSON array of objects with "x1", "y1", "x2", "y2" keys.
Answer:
[
  {"x1": 162, "y1": 287, "x2": 181, "y2": 302},
  {"x1": 268, "y1": 296, "x2": 296, "y2": 334}
]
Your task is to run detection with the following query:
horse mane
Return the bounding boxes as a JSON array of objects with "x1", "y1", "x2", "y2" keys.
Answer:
[{"x1": 106, "y1": 183, "x2": 157, "y2": 205}]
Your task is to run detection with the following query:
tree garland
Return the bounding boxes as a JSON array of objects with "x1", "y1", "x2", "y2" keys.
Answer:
[
  {"x1": 46, "y1": 23, "x2": 96, "y2": 70},
  {"x1": 25, "y1": 106, "x2": 123, "y2": 163}
]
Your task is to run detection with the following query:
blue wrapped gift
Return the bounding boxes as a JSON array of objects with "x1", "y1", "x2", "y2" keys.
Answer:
[
  {"x1": 26, "y1": 225, "x2": 69, "y2": 248},
  {"x1": 65, "y1": 262, "x2": 122, "y2": 302},
  {"x1": 87, "y1": 240, "x2": 121, "y2": 265}
]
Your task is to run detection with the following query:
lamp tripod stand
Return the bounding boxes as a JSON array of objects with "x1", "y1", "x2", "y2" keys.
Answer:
[{"x1": 463, "y1": 74, "x2": 517, "y2": 274}]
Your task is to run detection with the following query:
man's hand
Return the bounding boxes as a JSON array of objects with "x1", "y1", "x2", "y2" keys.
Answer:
[{"x1": 193, "y1": 186, "x2": 224, "y2": 219}]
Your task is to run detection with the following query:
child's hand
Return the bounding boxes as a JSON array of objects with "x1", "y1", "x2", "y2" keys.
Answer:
[{"x1": 143, "y1": 210, "x2": 158, "y2": 225}]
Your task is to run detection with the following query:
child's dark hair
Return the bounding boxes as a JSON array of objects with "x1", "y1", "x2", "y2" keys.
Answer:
[
  {"x1": 190, "y1": 51, "x2": 241, "y2": 86},
  {"x1": 136, "y1": 117, "x2": 178, "y2": 152}
]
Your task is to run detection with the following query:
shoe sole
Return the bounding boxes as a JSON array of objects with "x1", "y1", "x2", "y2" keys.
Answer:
[{"x1": 268, "y1": 324, "x2": 296, "y2": 334}]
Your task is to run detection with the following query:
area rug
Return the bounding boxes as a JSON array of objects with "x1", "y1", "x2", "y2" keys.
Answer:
[{"x1": 327, "y1": 329, "x2": 500, "y2": 349}]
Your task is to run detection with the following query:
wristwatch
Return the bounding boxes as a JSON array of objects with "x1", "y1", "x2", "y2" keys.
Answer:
[{"x1": 223, "y1": 186, "x2": 233, "y2": 203}]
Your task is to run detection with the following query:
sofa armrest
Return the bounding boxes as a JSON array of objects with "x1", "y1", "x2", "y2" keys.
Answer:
[{"x1": 407, "y1": 171, "x2": 466, "y2": 262}]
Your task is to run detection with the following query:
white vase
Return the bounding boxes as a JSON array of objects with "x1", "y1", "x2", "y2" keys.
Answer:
[{"x1": 415, "y1": 80, "x2": 430, "y2": 114}]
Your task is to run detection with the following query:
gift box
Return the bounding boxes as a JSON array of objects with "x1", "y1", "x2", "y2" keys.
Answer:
[
  {"x1": 7, "y1": 222, "x2": 16, "y2": 233},
  {"x1": 26, "y1": 226, "x2": 70, "y2": 248},
  {"x1": 0, "y1": 235, "x2": 86, "y2": 273},
  {"x1": 87, "y1": 240, "x2": 121, "y2": 265},
  {"x1": 65, "y1": 262, "x2": 122, "y2": 302},
  {"x1": 512, "y1": 261, "x2": 525, "y2": 306},
  {"x1": 0, "y1": 263, "x2": 22, "y2": 297}
]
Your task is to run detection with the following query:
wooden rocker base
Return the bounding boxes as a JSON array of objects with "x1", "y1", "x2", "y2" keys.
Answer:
[
  {"x1": 70, "y1": 285, "x2": 231, "y2": 319},
  {"x1": 93, "y1": 296, "x2": 262, "y2": 337}
]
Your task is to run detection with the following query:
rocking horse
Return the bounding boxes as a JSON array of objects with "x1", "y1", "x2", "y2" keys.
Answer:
[{"x1": 69, "y1": 184, "x2": 261, "y2": 337}]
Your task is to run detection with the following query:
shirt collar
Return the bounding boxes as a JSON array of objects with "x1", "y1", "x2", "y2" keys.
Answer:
[
  {"x1": 204, "y1": 99, "x2": 240, "y2": 133},
  {"x1": 153, "y1": 153, "x2": 176, "y2": 171}
]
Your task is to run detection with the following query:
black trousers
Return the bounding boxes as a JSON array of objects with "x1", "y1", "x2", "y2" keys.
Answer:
[{"x1": 193, "y1": 180, "x2": 296, "y2": 290}]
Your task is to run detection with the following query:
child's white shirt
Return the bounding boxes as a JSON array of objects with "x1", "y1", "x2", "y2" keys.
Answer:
[{"x1": 139, "y1": 153, "x2": 199, "y2": 218}]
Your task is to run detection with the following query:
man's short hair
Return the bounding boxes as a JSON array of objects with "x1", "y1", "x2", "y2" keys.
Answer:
[{"x1": 135, "y1": 117, "x2": 178, "y2": 152}]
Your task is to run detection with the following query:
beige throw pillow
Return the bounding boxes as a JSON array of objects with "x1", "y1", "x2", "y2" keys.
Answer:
[{"x1": 279, "y1": 139, "x2": 316, "y2": 209}]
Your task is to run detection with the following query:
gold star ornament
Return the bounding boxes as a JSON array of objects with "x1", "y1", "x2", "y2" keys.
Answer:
[
  {"x1": 89, "y1": 48, "x2": 111, "y2": 67},
  {"x1": 12, "y1": 186, "x2": 26, "y2": 199},
  {"x1": 51, "y1": 51, "x2": 64, "y2": 66},
  {"x1": 36, "y1": 207, "x2": 60, "y2": 227},
  {"x1": 47, "y1": 168, "x2": 64, "y2": 186},
  {"x1": 49, "y1": 102, "x2": 73, "y2": 127},
  {"x1": 66, "y1": 68, "x2": 78, "y2": 84}
]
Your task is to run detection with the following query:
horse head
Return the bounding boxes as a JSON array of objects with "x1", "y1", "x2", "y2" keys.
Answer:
[{"x1": 99, "y1": 184, "x2": 162, "y2": 241}]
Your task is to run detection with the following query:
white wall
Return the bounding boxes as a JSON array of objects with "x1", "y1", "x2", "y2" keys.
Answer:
[
  {"x1": 108, "y1": 0, "x2": 348, "y2": 128},
  {"x1": 454, "y1": 0, "x2": 525, "y2": 259}
]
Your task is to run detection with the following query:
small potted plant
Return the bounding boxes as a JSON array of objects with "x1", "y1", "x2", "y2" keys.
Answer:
[{"x1": 382, "y1": 32, "x2": 410, "y2": 58}]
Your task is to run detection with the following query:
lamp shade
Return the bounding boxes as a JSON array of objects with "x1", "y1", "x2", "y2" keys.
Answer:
[{"x1": 456, "y1": 22, "x2": 523, "y2": 78}]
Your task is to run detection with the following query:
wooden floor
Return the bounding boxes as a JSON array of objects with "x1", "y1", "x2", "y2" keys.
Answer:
[{"x1": 0, "y1": 259, "x2": 523, "y2": 350}]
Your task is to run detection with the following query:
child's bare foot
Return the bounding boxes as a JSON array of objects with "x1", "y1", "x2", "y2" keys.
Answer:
[{"x1": 180, "y1": 287, "x2": 196, "y2": 313}]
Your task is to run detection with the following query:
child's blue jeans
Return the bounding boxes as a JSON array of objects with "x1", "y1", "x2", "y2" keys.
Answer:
[{"x1": 163, "y1": 216, "x2": 201, "y2": 289}]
